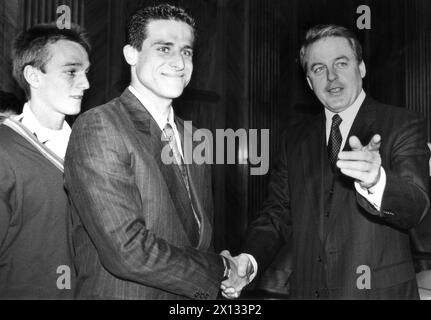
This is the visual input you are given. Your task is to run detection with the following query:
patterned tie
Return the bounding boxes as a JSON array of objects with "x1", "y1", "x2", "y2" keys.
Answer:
[
  {"x1": 163, "y1": 123, "x2": 201, "y2": 231},
  {"x1": 327, "y1": 114, "x2": 343, "y2": 169}
]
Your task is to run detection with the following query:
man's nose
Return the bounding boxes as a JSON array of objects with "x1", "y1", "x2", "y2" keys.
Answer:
[
  {"x1": 168, "y1": 51, "x2": 185, "y2": 70},
  {"x1": 326, "y1": 67, "x2": 338, "y2": 82},
  {"x1": 78, "y1": 74, "x2": 90, "y2": 90}
]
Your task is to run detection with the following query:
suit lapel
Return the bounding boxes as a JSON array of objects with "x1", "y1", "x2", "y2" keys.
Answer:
[
  {"x1": 300, "y1": 113, "x2": 326, "y2": 242},
  {"x1": 324, "y1": 97, "x2": 377, "y2": 239},
  {"x1": 119, "y1": 89, "x2": 199, "y2": 247}
]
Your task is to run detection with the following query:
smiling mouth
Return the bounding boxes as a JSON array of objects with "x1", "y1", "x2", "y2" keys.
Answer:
[
  {"x1": 70, "y1": 95, "x2": 83, "y2": 100},
  {"x1": 327, "y1": 87, "x2": 343, "y2": 94},
  {"x1": 162, "y1": 73, "x2": 185, "y2": 78}
]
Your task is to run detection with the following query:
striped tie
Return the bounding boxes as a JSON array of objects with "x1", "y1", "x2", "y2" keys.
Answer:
[
  {"x1": 163, "y1": 123, "x2": 201, "y2": 232},
  {"x1": 327, "y1": 114, "x2": 342, "y2": 170}
]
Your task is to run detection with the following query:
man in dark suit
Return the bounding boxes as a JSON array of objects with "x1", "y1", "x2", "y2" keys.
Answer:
[
  {"x1": 222, "y1": 24, "x2": 430, "y2": 299},
  {"x1": 64, "y1": 4, "x2": 243, "y2": 299}
]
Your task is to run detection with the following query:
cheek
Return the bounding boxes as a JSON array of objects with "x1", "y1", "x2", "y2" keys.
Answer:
[
  {"x1": 311, "y1": 78, "x2": 325, "y2": 92},
  {"x1": 186, "y1": 59, "x2": 193, "y2": 72}
]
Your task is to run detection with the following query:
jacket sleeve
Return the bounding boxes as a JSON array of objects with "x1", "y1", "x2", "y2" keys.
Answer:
[
  {"x1": 0, "y1": 154, "x2": 12, "y2": 249},
  {"x1": 64, "y1": 110, "x2": 224, "y2": 299},
  {"x1": 356, "y1": 115, "x2": 430, "y2": 229}
]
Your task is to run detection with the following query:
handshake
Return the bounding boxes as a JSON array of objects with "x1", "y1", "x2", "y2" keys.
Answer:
[{"x1": 219, "y1": 250, "x2": 256, "y2": 299}]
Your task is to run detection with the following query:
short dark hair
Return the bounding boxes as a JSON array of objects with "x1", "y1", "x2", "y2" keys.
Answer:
[
  {"x1": 12, "y1": 23, "x2": 91, "y2": 98},
  {"x1": 299, "y1": 24, "x2": 363, "y2": 72},
  {"x1": 127, "y1": 3, "x2": 196, "y2": 50}
]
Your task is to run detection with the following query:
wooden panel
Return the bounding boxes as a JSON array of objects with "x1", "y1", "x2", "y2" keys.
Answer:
[
  {"x1": 23, "y1": 0, "x2": 84, "y2": 28},
  {"x1": 405, "y1": 0, "x2": 431, "y2": 140},
  {"x1": 0, "y1": 0, "x2": 24, "y2": 97},
  {"x1": 248, "y1": 0, "x2": 281, "y2": 225}
]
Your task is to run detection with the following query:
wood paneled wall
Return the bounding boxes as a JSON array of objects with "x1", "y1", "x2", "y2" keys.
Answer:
[
  {"x1": 0, "y1": 0, "x2": 23, "y2": 96},
  {"x1": 22, "y1": 0, "x2": 84, "y2": 29},
  {"x1": 405, "y1": 0, "x2": 431, "y2": 140},
  {"x1": 247, "y1": 0, "x2": 280, "y2": 230}
]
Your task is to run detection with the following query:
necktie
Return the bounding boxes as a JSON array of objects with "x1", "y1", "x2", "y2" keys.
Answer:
[
  {"x1": 163, "y1": 123, "x2": 201, "y2": 231},
  {"x1": 327, "y1": 114, "x2": 343, "y2": 169}
]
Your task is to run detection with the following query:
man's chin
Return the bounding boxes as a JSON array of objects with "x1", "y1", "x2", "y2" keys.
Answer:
[
  {"x1": 324, "y1": 97, "x2": 350, "y2": 112},
  {"x1": 64, "y1": 104, "x2": 82, "y2": 116},
  {"x1": 163, "y1": 88, "x2": 186, "y2": 99}
]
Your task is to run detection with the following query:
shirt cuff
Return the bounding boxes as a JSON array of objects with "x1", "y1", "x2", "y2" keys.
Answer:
[
  {"x1": 354, "y1": 167, "x2": 386, "y2": 211},
  {"x1": 244, "y1": 254, "x2": 258, "y2": 282}
]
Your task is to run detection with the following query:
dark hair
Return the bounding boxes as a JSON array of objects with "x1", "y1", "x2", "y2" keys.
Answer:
[
  {"x1": 299, "y1": 24, "x2": 363, "y2": 72},
  {"x1": 12, "y1": 23, "x2": 91, "y2": 98},
  {"x1": 127, "y1": 3, "x2": 196, "y2": 50},
  {"x1": 0, "y1": 91, "x2": 23, "y2": 115}
]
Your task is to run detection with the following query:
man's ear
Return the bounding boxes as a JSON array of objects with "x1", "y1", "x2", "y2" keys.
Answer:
[
  {"x1": 23, "y1": 65, "x2": 41, "y2": 90},
  {"x1": 123, "y1": 45, "x2": 138, "y2": 66},
  {"x1": 359, "y1": 60, "x2": 366, "y2": 78},
  {"x1": 306, "y1": 77, "x2": 313, "y2": 90}
]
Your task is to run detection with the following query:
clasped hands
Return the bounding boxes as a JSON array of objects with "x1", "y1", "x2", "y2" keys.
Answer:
[
  {"x1": 337, "y1": 134, "x2": 382, "y2": 189},
  {"x1": 219, "y1": 250, "x2": 254, "y2": 299}
]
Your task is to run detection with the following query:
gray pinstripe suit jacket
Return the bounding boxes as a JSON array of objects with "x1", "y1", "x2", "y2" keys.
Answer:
[{"x1": 64, "y1": 89, "x2": 224, "y2": 299}]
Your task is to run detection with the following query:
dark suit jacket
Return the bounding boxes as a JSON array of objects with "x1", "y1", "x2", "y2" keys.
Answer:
[
  {"x1": 243, "y1": 96, "x2": 430, "y2": 299},
  {"x1": 64, "y1": 89, "x2": 224, "y2": 299}
]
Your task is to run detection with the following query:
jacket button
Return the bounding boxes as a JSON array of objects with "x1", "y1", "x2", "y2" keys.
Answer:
[{"x1": 315, "y1": 290, "x2": 319, "y2": 298}]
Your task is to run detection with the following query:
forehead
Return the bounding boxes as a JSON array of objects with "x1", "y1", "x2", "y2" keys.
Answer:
[
  {"x1": 306, "y1": 36, "x2": 355, "y2": 64},
  {"x1": 145, "y1": 19, "x2": 194, "y2": 45},
  {"x1": 45, "y1": 39, "x2": 89, "y2": 68}
]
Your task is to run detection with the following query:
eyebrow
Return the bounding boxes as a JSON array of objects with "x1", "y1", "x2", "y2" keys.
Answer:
[
  {"x1": 309, "y1": 62, "x2": 324, "y2": 70},
  {"x1": 309, "y1": 55, "x2": 351, "y2": 69},
  {"x1": 62, "y1": 62, "x2": 91, "y2": 68},
  {"x1": 334, "y1": 55, "x2": 350, "y2": 61},
  {"x1": 151, "y1": 41, "x2": 193, "y2": 49}
]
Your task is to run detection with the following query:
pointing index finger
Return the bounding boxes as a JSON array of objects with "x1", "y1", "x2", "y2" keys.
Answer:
[{"x1": 365, "y1": 134, "x2": 381, "y2": 151}]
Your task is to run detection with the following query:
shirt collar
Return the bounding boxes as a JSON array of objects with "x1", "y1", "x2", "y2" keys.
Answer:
[
  {"x1": 128, "y1": 85, "x2": 175, "y2": 131},
  {"x1": 324, "y1": 89, "x2": 366, "y2": 125},
  {"x1": 14, "y1": 102, "x2": 71, "y2": 144}
]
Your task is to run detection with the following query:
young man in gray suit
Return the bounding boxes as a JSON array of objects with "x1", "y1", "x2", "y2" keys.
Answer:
[{"x1": 64, "y1": 4, "x2": 244, "y2": 299}]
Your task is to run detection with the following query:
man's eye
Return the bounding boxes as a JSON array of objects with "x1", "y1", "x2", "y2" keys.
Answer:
[
  {"x1": 157, "y1": 47, "x2": 170, "y2": 53},
  {"x1": 66, "y1": 70, "x2": 76, "y2": 76},
  {"x1": 336, "y1": 62, "x2": 348, "y2": 68},
  {"x1": 182, "y1": 50, "x2": 193, "y2": 57},
  {"x1": 313, "y1": 66, "x2": 325, "y2": 74}
]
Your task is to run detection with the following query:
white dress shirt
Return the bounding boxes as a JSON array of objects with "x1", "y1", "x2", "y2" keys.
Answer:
[{"x1": 14, "y1": 102, "x2": 71, "y2": 159}]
